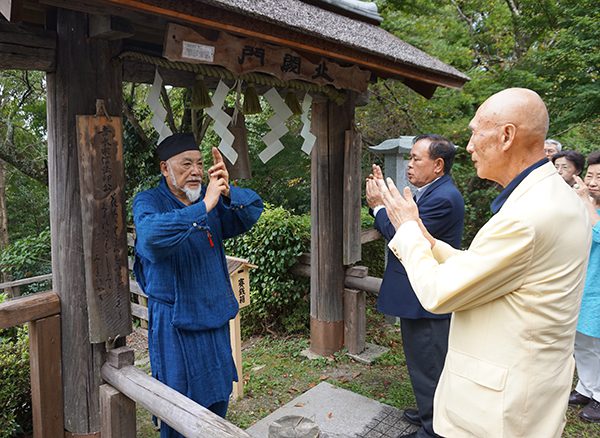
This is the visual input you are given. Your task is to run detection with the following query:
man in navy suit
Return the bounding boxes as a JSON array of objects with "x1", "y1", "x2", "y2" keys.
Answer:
[{"x1": 366, "y1": 134, "x2": 464, "y2": 438}]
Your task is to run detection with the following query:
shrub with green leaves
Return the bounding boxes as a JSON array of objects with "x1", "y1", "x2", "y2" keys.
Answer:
[
  {"x1": 0, "y1": 228, "x2": 51, "y2": 294},
  {"x1": 0, "y1": 293, "x2": 32, "y2": 437},
  {"x1": 224, "y1": 205, "x2": 310, "y2": 336}
]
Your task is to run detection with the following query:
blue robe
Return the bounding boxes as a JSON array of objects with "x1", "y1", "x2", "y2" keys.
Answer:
[{"x1": 133, "y1": 178, "x2": 263, "y2": 436}]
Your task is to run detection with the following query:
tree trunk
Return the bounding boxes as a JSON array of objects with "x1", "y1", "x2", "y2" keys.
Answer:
[{"x1": 0, "y1": 159, "x2": 16, "y2": 297}]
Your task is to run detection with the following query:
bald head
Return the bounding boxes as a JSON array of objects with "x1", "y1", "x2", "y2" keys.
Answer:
[
  {"x1": 466, "y1": 88, "x2": 549, "y2": 186},
  {"x1": 478, "y1": 88, "x2": 549, "y2": 146}
]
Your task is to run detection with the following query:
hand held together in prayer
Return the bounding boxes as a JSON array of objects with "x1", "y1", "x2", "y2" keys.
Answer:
[
  {"x1": 367, "y1": 164, "x2": 435, "y2": 248},
  {"x1": 376, "y1": 177, "x2": 419, "y2": 228},
  {"x1": 204, "y1": 147, "x2": 230, "y2": 212}
]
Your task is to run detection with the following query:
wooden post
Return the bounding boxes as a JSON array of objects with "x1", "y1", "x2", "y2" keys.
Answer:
[
  {"x1": 343, "y1": 129, "x2": 362, "y2": 265},
  {"x1": 309, "y1": 93, "x2": 356, "y2": 356},
  {"x1": 29, "y1": 314, "x2": 64, "y2": 438},
  {"x1": 46, "y1": 8, "x2": 123, "y2": 434},
  {"x1": 100, "y1": 385, "x2": 136, "y2": 438},
  {"x1": 100, "y1": 347, "x2": 136, "y2": 438},
  {"x1": 344, "y1": 289, "x2": 366, "y2": 355},
  {"x1": 229, "y1": 313, "x2": 243, "y2": 399}
]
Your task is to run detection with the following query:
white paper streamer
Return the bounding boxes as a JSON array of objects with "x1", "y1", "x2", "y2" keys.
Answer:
[
  {"x1": 259, "y1": 88, "x2": 293, "y2": 163},
  {"x1": 147, "y1": 70, "x2": 173, "y2": 144},
  {"x1": 205, "y1": 80, "x2": 238, "y2": 164},
  {"x1": 300, "y1": 94, "x2": 316, "y2": 155}
]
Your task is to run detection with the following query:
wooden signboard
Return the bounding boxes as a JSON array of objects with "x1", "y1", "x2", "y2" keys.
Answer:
[
  {"x1": 164, "y1": 23, "x2": 370, "y2": 92},
  {"x1": 227, "y1": 258, "x2": 255, "y2": 399},
  {"x1": 76, "y1": 113, "x2": 132, "y2": 343}
]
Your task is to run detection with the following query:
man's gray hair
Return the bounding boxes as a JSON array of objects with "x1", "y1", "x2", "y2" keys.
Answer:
[{"x1": 544, "y1": 139, "x2": 562, "y2": 152}]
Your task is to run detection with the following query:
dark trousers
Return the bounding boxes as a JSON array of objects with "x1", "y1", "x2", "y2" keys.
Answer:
[{"x1": 401, "y1": 317, "x2": 450, "y2": 438}]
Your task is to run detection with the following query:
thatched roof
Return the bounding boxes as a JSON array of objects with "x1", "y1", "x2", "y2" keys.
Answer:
[{"x1": 197, "y1": 0, "x2": 469, "y2": 88}]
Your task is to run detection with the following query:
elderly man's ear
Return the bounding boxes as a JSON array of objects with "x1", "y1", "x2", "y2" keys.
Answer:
[{"x1": 501, "y1": 123, "x2": 517, "y2": 151}]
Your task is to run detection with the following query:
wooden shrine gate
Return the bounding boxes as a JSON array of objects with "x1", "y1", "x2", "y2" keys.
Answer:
[{"x1": 0, "y1": 0, "x2": 467, "y2": 435}]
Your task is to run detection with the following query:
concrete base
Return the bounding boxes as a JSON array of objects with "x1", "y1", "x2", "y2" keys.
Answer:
[
  {"x1": 300, "y1": 347, "x2": 335, "y2": 361},
  {"x1": 347, "y1": 342, "x2": 390, "y2": 365},
  {"x1": 246, "y1": 382, "x2": 418, "y2": 438}
]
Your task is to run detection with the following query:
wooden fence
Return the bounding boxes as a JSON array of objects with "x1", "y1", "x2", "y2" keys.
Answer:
[
  {"x1": 0, "y1": 291, "x2": 64, "y2": 438},
  {"x1": 0, "y1": 228, "x2": 384, "y2": 436}
]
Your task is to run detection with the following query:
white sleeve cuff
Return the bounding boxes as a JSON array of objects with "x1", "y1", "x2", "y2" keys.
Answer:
[{"x1": 373, "y1": 205, "x2": 385, "y2": 217}]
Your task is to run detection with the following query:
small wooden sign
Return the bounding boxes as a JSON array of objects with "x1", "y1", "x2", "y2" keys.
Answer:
[
  {"x1": 76, "y1": 113, "x2": 132, "y2": 343},
  {"x1": 163, "y1": 23, "x2": 370, "y2": 93},
  {"x1": 230, "y1": 267, "x2": 251, "y2": 309}
]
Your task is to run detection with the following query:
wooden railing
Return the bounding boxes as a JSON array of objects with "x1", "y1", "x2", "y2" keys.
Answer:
[
  {"x1": 101, "y1": 347, "x2": 251, "y2": 438},
  {"x1": 0, "y1": 227, "x2": 384, "y2": 436},
  {"x1": 0, "y1": 291, "x2": 64, "y2": 438}
]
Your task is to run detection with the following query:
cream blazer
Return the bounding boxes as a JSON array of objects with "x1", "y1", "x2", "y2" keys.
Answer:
[{"x1": 389, "y1": 162, "x2": 591, "y2": 438}]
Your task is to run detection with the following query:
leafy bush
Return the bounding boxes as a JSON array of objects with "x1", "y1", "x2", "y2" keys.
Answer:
[
  {"x1": 0, "y1": 228, "x2": 51, "y2": 294},
  {"x1": 224, "y1": 205, "x2": 311, "y2": 336},
  {"x1": 359, "y1": 207, "x2": 385, "y2": 278},
  {"x1": 0, "y1": 293, "x2": 32, "y2": 437}
]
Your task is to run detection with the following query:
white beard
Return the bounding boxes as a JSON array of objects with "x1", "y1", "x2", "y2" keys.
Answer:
[
  {"x1": 167, "y1": 162, "x2": 202, "y2": 203},
  {"x1": 182, "y1": 185, "x2": 202, "y2": 203}
]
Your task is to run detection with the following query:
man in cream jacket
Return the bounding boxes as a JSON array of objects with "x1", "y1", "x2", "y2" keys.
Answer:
[{"x1": 375, "y1": 88, "x2": 591, "y2": 437}]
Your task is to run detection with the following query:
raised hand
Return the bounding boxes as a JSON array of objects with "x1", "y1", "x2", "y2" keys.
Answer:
[
  {"x1": 372, "y1": 164, "x2": 384, "y2": 180},
  {"x1": 376, "y1": 177, "x2": 419, "y2": 229},
  {"x1": 207, "y1": 147, "x2": 230, "y2": 197},
  {"x1": 204, "y1": 176, "x2": 229, "y2": 212},
  {"x1": 573, "y1": 175, "x2": 590, "y2": 200},
  {"x1": 366, "y1": 177, "x2": 384, "y2": 208}
]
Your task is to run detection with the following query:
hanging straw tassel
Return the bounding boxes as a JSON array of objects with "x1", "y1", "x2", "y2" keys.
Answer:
[
  {"x1": 242, "y1": 84, "x2": 262, "y2": 115},
  {"x1": 191, "y1": 75, "x2": 212, "y2": 109},
  {"x1": 284, "y1": 91, "x2": 303, "y2": 116}
]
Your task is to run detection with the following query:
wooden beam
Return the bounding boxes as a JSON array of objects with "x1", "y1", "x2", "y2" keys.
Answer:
[
  {"x1": 0, "y1": 273, "x2": 52, "y2": 290},
  {"x1": 122, "y1": 60, "x2": 197, "y2": 86},
  {"x1": 101, "y1": 363, "x2": 253, "y2": 438},
  {"x1": 99, "y1": 0, "x2": 466, "y2": 90},
  {"x1": 360, "y1": 228, "x2": 382, "y2": 244},
  {"x1": 0, "y1": 21, "x2": 55, "y2": 71},
  {"x1": 89, "y1": 14, "x2": 134, "y2": 40},
  {"x1": 39, "y1": 0, "x2": 464, "y2": 90},
  {"x1": 0, "y1": 291, "x2": 60, "y2": 329},
  {"x1": 291, "y1": 261, "x2": 382, "y2": 295},
  {"x1": 29, "y1": 314, "x2": 64, "y2": 438}
]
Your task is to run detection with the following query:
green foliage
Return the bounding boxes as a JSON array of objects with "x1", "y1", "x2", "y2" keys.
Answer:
[
  {"x1": 359, "y1": 207, "x2": 386, "y2": 277},
  {"x1": 0, "y1": 228, "x2": 51, "y2": 293},
  {"x1": 6, "y1": 170, "x2": 49, "y2": 240},
  {"x1": 224, "y1": 205, "x2": 310, "y2": 336},
  {"x1": 0, "y1": 293, "x2": 31, "y2": 437}
]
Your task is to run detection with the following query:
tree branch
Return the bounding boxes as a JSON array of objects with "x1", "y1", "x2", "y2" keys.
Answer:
[
  {"x1": 0, "y1": 122, "x2": 48, "y2": 185},
  {"x1": 122, "y1": 101, "x2": 151, "y2": 146}
]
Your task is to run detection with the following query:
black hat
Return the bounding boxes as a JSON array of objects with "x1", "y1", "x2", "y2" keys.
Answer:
[{"x1": 156, "y1": 133, "x2": 199, "y2": 161}]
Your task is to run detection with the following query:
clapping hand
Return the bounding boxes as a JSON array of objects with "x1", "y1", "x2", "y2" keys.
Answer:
[
  {"x1": 366, "y1": 164, "x2": 385, "y2": 208},
  {"x1": 376, "y1": 177, "x2": 419, "y2": 228},
  {"x1": 377, "y1": 177, "x2": 436, "y2": 247}
]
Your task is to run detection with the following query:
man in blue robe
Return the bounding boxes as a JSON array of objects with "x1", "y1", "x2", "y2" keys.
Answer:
[{"x1": 133, "y1": 133, "x2": 263, "y2": 437}]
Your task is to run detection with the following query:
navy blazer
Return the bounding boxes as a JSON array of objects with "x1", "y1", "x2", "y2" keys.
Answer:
[{"x1": 374, "y1": 174, "x2": 464, "y2": 319}]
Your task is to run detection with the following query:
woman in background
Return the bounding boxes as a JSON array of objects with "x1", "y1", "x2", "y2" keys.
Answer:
[{"x1": 569, "y1": 151, "x2": 600, "y2": 423}]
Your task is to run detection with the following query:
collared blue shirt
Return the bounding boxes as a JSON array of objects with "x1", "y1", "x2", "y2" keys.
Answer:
[{"x1": 491, "y1": 158, "x2": 548, "y2": 214}]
